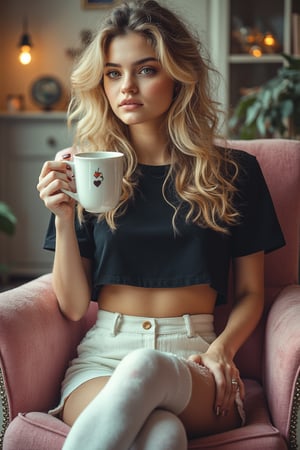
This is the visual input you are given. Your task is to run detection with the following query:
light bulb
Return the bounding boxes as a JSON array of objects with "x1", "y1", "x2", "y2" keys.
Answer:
[
  {"x1": 249, "y1": 45, "x2": 262, "y2": 58},
  {"x1": 18, "y1": 18, "x2": 33, "y2": 65},
  {"x1": 19, "y1": 45, "x2": 32, "y2": 65},
  {"x1": 264, "y1": 33, "x2": 276, "y2": 47}
]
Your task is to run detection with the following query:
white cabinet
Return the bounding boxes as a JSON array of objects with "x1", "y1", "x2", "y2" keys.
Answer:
[{"x1": 0, "y1": 112, "x2": 73, "y2": 277}]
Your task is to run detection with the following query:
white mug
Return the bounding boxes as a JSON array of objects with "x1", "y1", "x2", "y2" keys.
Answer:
[{"x1": 62, "y1": 151, "x2": 124, "y2": 213}]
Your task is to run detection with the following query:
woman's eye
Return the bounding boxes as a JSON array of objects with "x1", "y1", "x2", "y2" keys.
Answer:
[
  {"x1": 140, "y1": 66, "x2": 156, "y2": 76},
  {"x1": 106, "y1": 70, "x2": 120, "y2": 79}
]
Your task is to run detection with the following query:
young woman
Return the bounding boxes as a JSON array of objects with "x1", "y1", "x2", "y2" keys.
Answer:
[{"x1": 37, "y1": 1, "x2": 285, "y2": 449}]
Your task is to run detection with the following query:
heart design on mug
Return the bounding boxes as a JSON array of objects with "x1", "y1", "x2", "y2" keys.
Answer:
[{"x1": 93, "y1": 169, "x2": 104, "y2": 187}]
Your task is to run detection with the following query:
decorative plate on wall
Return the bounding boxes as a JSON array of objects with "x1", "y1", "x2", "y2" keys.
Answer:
[{"x1": 31, "y1": 76, "x2": 62, "y2": 110}]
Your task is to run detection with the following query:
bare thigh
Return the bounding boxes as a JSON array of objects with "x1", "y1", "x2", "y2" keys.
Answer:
[
  {"x1": 179, "y1": 365, "x2": 241, "y2": 439},
  {"x1": 62, "y1": 376, "x2": 110, "y2": 426}
]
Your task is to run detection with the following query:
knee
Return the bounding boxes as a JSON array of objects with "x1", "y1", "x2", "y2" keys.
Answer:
[
  {"x1": 117, "y1": 349, "x2": 192, "y2": 400},
  {"x1": 126, "y1": 348, "x2": 159, "y2": 362},
  {"x1": 148, "y1": 410, "x2": 188, "y2": 449},
  {"x1": 157, "y1": 411, "x2": 188, "y2": 444},
  {"x1": 120, "y1": 348, "x2": 162, "y2": 374},
  {"x1": 168, "y1": 417, "x2": 188, "y2": 449}
]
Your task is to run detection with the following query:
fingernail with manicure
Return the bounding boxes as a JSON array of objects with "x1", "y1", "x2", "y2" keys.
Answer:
[{"x1": 62, "y1": 153, "x2": 71, "y2": 160}]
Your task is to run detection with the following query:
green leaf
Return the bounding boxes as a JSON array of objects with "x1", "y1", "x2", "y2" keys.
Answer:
[
  {"x1": 281, "y1": 53, "x2": 300, "y2": 70},
  {"x1": 280, "y1": 99, "x2": 294, "y2": 118},
  {"x1": 294, "y1": 84, "x2": 300, "y2": 96},
  {"x1": 256, "y1": 112, "x2": 267, "y2": 136},
  {"x1": 245, "y1": 101, "x2": 261, "y2": 126},
  {"x1": 228, "y1": 115, "x2": 238, "y2": 130},
  {"x1": 239, "y1": 122, "x2": 258, "y2": 139},
  {"x1": 261, "y1": 90, "x2": 272, "y2": 109},
  {"x1": 272, "y1": 79, "x2": 289, "y2": 102},
  {"x1": 231, "y1": 95, "x2": 257, "y2": 119},
  {"x1": 0, "y1": 202, "x2": 17, "y2": 236}
]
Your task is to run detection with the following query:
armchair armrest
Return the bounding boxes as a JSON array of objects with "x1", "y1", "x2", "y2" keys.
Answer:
[
  {"x1": 0, "y1": 275, "x2": 90, "y2": 422},
  {"x1": 264, "y1": 284, "x2": 300, "y2": 447}
]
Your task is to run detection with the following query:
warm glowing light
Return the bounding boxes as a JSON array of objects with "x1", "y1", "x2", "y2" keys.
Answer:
[
  {"x1": 246, "y1": 35, "x2": 256, "y2": 44},
  {"x1": 264, "y1": 33, "x2": 276, "y2": 47},
  {"x1": 19, "y1": 45, "x2": 32, "y2": 64},
  {"x1": 18, "y1": 18, "x2": 33, "y2": 65},
  {"x1": 249, "y1": 45, "x2": 262, "y2": 58}
]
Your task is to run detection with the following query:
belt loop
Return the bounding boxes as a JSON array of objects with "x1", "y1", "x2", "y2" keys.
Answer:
[
  {"x1": 111, "y1": 312, "x2": 121, "y2": 336},
  {"x1": 153, "y1": 319, "x2": 157, "y2": 349},
  {"x1": 183, "y1": 314, "x2": 196, "y2": 338}
]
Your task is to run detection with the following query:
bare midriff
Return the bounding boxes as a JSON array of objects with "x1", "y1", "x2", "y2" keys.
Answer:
[{"x1": 98, "y1": 284, "x2": 217, "y2": 317}]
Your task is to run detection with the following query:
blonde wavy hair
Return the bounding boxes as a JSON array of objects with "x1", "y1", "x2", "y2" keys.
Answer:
[{"x1": 68, "y1": 0, "x2": 239, "y2": 233}]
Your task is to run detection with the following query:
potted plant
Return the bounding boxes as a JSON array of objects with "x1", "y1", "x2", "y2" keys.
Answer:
[{"x1": 229, "y1": 54, "x2": 300, "y2": 139}]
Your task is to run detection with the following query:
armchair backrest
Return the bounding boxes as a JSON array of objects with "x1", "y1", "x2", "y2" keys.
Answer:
[
  {"x1": 231, "y1": 139, "x2": 300, "y2": 292},
  {"x1": 214, "y1": 139, "x2": 300, "y2": 381}
]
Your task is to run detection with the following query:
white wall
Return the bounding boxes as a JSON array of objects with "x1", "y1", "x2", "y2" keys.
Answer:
[{"x1": 0, "y1": 0, "x2": 212, "y2": 111}]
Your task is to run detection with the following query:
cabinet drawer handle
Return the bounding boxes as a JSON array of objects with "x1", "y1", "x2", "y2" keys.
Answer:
[{"x1": 47, "y1": 137, "x2": 57, "y2": 147}]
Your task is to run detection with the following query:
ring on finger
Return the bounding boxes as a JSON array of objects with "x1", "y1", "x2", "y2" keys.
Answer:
[{"x1": 231, "y1": 378, "x2": 239, "y2": 386}]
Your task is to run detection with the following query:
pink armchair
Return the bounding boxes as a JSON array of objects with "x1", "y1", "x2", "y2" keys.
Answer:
[{"x1": 1, "y1": 139, "x2": 299, "y2": 450}]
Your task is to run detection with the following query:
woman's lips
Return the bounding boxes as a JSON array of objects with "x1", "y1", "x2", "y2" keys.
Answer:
[{"x1": 119, "y1": 100, "x2": 143, "y2": 110}]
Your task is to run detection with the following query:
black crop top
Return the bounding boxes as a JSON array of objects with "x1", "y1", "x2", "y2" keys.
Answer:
[{"x1": 44, "y1": 149, "x2": 285, "y2": 305}]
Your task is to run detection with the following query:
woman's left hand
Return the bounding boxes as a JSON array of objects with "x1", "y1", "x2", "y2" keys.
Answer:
[{"x1": 188, "y1": 349, "x2": 245, "y2": 417}]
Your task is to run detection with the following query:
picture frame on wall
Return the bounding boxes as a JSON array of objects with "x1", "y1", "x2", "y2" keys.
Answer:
[{"x1": 82, "y1": 0, "x2": 120, "y2": 9}]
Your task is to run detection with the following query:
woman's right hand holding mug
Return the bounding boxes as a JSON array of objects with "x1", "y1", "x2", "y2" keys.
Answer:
[{"x1": 37, "y1": 153, "x2": 75, "y2": 219}]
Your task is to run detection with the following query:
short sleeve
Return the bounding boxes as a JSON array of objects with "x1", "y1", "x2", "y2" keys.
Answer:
[
  {"x1": 43, "y1": 213, "x2": 95, "y2": 259},
  {"x1": 231, "y1": 151, "x2": 285, "y2": 258}
]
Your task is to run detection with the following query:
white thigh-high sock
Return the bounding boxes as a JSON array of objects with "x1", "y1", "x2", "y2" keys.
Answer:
[
  {"x1": 63, "y1": 348, "x2": 192, "y2": 450},
  {"x1": 130, "y1": 409, "x2": 188, "y2": 450}
]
